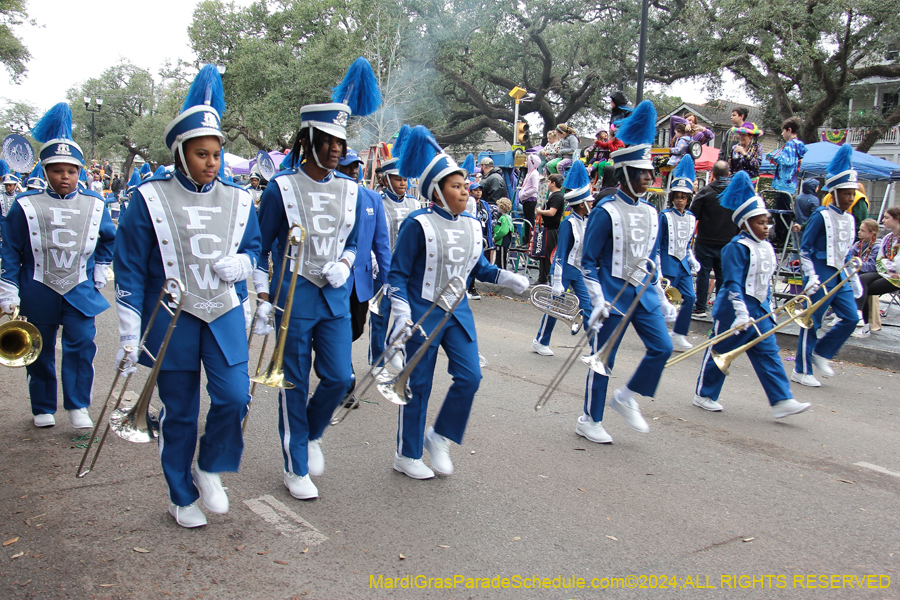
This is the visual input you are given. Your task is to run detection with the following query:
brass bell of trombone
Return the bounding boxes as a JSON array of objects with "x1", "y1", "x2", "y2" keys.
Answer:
[{"x1": 0, "y1": 307, "x2": 42, "y2": 368}]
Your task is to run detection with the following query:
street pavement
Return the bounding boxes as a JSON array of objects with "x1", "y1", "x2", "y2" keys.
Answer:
[{"x1": 0, "y1": 287, "x2": 897, "y2": 599}]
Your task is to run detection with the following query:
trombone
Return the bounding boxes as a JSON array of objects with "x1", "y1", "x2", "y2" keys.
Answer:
[
  {"x1": 243, "y1": 223, "x2": 305, "y2": 433},
  {"x1": 530, "y1": 285, "x2": 584, "y2": 334},
  {"x1": 331, "y1": 276, "x2": 467, "y2": 424},
  {"x1": 76, "y1": 278, "x2": 185, "y2": 478},
  {"x1": 665, "y1": 293, "x2": 811, "y2": 368},
  {"x1": 0, "y1": 306, "x2": 42, "y2": 367},
  {"x1": 709, "y1": 257, "x2": 862, "y2": 376},
  {"x1": 535, "y1": 258, "x2": 656, "y2": 411}
]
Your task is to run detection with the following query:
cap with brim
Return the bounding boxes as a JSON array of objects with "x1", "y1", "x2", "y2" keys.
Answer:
[
  {"x1": 339, "y1": 148, "x2": 363, "y2": 166},
  {"x1": 381, "y1": 157, "x2": 400, "y2": 175},
  {"x1": 420, "y1": 154, "x2": 465, "y2": 201},
  {"x1": 468, "y1": 181, "x2": 482, "y2": 191},
  {"x1": 825, "y1": 170, "x2": 858, "y2": 191},
  {"x1": 163, "y1": 105, "x2": 225, "y2": 153},
  {"x1": 564, "y1": 185, "x2": 592, "y2": 205},
  {"x1": 26, "y1": 177, "x2": 45, "y2": 190},
  {"x1": 611, "y1": 144, "x2": 653, "y2": 170},
  {"x1": 732, "y1": 196, "x2": 768, "y2": 229},
  {"x1": 39, "y1": 139, "x2": 84, "y2": 167},
  {"x1": 670, "y1": 177, "x2": 694, "y2": 195},
  {"x1": 300, "y1": 102, "x2": 351, "y2": 141},
  {"x1": 2, "y1": 174, "x2": 20, "y2": 185},
  {"x1": 479, "y1": 157, "x2": 493, "y2": 165}
]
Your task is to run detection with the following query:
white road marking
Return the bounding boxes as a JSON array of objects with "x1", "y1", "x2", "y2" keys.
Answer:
[
  {"x1": 243, "y1": 494, "x2": 329, "y2": 545},
  {"x1": 853, "y1": 462, "x2": 900, "y2": 479}
]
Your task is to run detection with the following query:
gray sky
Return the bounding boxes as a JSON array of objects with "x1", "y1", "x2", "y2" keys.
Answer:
[{"x1": 5, "y1": 1, "x2": 749, "y2": 116}]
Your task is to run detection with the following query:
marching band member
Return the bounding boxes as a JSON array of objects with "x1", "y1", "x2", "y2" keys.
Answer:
[
  {"x1": 252, "y1": 57, "x2": 378, "y2": 500},
  {"x1": 335, "y1": 147, "x2": 391, "y2": 407},
  {"x1": 114, "y1": 66, "x2": 261, "y2": 528},
  {"x1": 577, "y1": 101, "x2": 678, "y2": 444},
  {"x1": 388, "y1": 126, "x2": 529, "y2": 479},
  {"x1": 531, "y1": 159, "x2": 593, "y2": 356},
  {"x1": 692, "y1": 171, "x2": 811, "y2": 417},
  {"x1": 25, "y1": 163, "x2": 47, "y2": 192},
  {"x1": 792, "y1": 143, "x2": 863, "y2": 387},
  {"x1": 658, "y1": 155, "x2": 701, "y2": 352},
  {"x1": 0, "y1": 103, "x2": 115, "y2": 429},
  {"x1": 1, "y1": 161, "x2": 20, "y2": 217},
  {"x1": 246, "y1": 168, "x2": 264, "y2": 208},
  {"x1": 139, "y1": 162, "x2": 152, "y2": 180},
  {"x1": 369, "y1": 134, "x2": 418, "y2": 370}
]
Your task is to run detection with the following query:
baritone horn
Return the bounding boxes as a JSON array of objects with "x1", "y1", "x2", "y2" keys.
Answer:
[
  {"x1": 530, "y1": 285, "x2": 584, "y2": 334},
  {"x1": 76, "y1": 278, "x2": 186, "y2": 478},
  {"x1": 0, "y1": 306, "x2": 41, "y2": 367},
  {"x1": 660, "y1": 278, "x2": 683, "y2": 307}
]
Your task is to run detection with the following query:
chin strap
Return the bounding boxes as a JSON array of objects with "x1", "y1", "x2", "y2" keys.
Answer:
[
  {"x1": 176, "y1": 142, "x2": 205, "y2": 190},
  {"x1": 309, "y1": 127, "x2": 334, "y2": 178},
  {"x1": 623, "y1": 167, "x2": 645, "y2": 200},
  {"x1": 433, "y1": 185, "x2": 451, "y2": 213}
]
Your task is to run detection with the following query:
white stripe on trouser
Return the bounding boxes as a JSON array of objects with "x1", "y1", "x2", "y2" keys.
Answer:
[
  {"x1": 695, "y1": 320, "x2": 720, "y2": 395},
  {"x1": 280, "y1": 388, "x2": 292, "y2": 474},
  {"x1": 536, "y1": 314, "x2": 551, "y2": 343},
  {"x1": 798, "y1": 328, "x2": 809, "y2": 373},
  {"x1": 158, "y1": 406, "x2": 171, "y2": 501},
  {"x1": 585, "y1": 329, "x2": 597, "y2": 416},
  {"x1": 397, "y1": 405, "x2": 405, "y2": 455}
]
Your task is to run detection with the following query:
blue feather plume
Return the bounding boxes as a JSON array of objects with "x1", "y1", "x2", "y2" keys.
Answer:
[
  {"x1": 615, "y1": 100, "x2": 657, "y2": 147},
  {"x1": 153, "y1": 165, "x2": 167, "y2": 177},
  {"x1": 127, "y1": 171, "x2": 141, "y2": 188},
  {"x1": 391, "y1": 125, "x2": 411, "y2": 158},
  {"x1": 827, "y1": 143, "x2": 854, "y2": 176},
  {"x1": 30, "y1": 103, "x2": 73, "y2": 143},
  {"x1": 397, "y1": 125, "x2": 443, "y2": 179},
  {"x1": 0, "y1": 160, "x2": 9, "y2": 178},
  {"x1": 563, "y1": 159, "x2": 590, "y2": 190},
  {"x1": 29, "y1": 163, "x2": 43, "y2": 179},
  {"x1": 718, "y1": 171, "x2": 757, "y2": 211},
  {"x1": 331, "y1": 57, "x2": 382, "y2": 117},
  {"x1": 671, "y1": 154, "x2": 695, "y2": 182},
  {"x1": 181, "y1": 64, "x2": 226, "y2": 117},
  {"x1": 461, "y1": 153, "x2": 475, "y2": 176},
  {"x1": 140, "y1": 163, "x2": 151, "y2": 178}
]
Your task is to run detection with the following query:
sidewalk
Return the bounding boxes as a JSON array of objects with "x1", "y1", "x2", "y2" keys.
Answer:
[{"x1": 472, "y1": 281, "x2": 900, "y2": 371}]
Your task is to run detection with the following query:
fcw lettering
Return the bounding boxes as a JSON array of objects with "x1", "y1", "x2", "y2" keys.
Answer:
[
  {"x1": 444, "y1": 228, "x2": 467, "y2": 279},
  {"x1": 628, "y1": 212, "x2": 649, "y2": 257},
  {"x1": 48, "y1": 207, "x2": 81, "y2": 270},
  {"x1": 182, "y1": 205, "x2": 225, "y2": 289},
  {"x1": 309, "y1": 192, "x2": 337, "y2": 257}
]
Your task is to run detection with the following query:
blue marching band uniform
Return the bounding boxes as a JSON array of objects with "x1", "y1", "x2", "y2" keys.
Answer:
[
  {"x1": 115, "y1": 66, "x2": 261, "y2": 527},
  {"x1": 792, "y1": 144, "x2": 863, "y2": 387},
  {"x1": 0, "y1": 104, "x2": 115, "y2": 429},
  {"x1": 692, "y1": 171, "x2": 810, "y2": 417},
  {"x1": 533, "y1": 160, "x2": 593, "y2": 354},
  {"x1": 658, "y1": 155, "x2": 700, "y2": 352},
  {"x1": 387, "y1": 125, "x2": 529, "y2": 479},
  {"x1": 368, "y1": 152, "x2": 418, "y2": 367}
]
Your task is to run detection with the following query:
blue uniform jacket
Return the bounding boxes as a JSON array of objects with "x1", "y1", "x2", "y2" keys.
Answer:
[
  {"x1": 800, "y1": 205, "x2": 852, "y2": 283},
  {"x1": 388, "y1": 205, "x2": 501, "y2": 342},
  {"x1": 257, "y1": 166, "x2": 362, "y2": 319},
  {"x1": 553, "y1": 213, "x2": 585, "y2": 281},
  {"x1": 114, "y1": 172, "x2": 261, "y2": 369},
  {"x1": 711, "y1": 232, "x2": 774, "y2": 323},
  {"x1": 658, "y1": 207, "x2": 694, "y2": 278},
  {"x1": 581, "y1": 191, "x2": 661, "y2": 314},
  {"x1": 1, "y1": 188, "x2": 115, "y2": 324},
  {"x1": 335, "y1": 172, "x2": 390, "y2": 302}
]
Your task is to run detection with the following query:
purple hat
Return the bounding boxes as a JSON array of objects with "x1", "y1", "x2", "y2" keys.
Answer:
[{"x1": 731, "y1": 122, "x2": 763, "y2": 137}]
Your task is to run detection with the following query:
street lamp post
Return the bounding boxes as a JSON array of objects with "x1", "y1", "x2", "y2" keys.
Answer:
[{"x1": 83, "y1": 97, "x2": 103, "y2": 160}]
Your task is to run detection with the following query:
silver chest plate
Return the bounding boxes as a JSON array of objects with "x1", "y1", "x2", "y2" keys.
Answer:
[
  {"x1": 603, "y1": 198, "x2": 659, "y2": 286},
  {"x1": 279, "y1": 171, "x2": 357, "y2": 288},
  {"x1": 19, "y1": 191, "x2": 104, "y2": 296},
  {"x1": 821, "y1": 208, "x2": 855, "y2": 269},
  {"x1": 737, "y1": 237, "x2": 776, "y2": 303},
  {"x1": 415, "y1": 211, "x2": 482, "y2": 310},
  {"x1": 664, "y1": 210, "x2": 695, "y2": 261},
  {"x1": 566, "y1": 215, "x2": 586, "y2": 270},
  {"x1": 382, "y1": 192, "x2": 418, "y2": 251},
  {"x1": 142, "y1": 180, "x2": 251, "y2": 323}
]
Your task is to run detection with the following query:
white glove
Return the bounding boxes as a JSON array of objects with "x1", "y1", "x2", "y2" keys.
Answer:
[
  {"x1": 800, "y1": 256, "x2": 820, "y2": 295},
  {"x1": 551, "y1": 279, "x2": 565, "y2": 296},
  {"x1": 654, "y1": 281, "x2": 678, "y2": 322},
  {"x1": 253, "y1": 301, "x2": 275, "y2": 335},
  {"x1": 388, "y1": 298, "x2": 412, "y2": 345},
  {"x1": 0, "y1": 299, "x2": 18, "y2": 315},
  {"x1": 371, "y1": 251, "x2": 379, "y2": 279},
  {"x1": 243, "y1": 298, "x2": 252, "y2": 328},
  {"x1": 850, "y1": 273, "x2": 863, "y2": 299},
  {"x1": 381, "y1": 282, "x2": 390, "y2": 296},
  {"x1": 322, "y1": 261, "x2": 351, "y2": 288},
  {"x1": 213, "y1": 254, "x2": 252, "y2": 283},
  {"x1": 688, "y1": 250, "x2": 701, "y2": 274},
  {"x1": 728, "y1": 292, "x2": 751, "y2": 335},
  {"x1": 252, "y1": 268, "x2": 270, "y2": 295},
  {"x1": 496, "y1": 269, "x2": 529, "y2": 295},
  {"x1": 93, "y1": 264, "x2": 109, "y2": 289},
  {"x1": 115, "y1": 346, "x2": 139, "y2": 377},
  {"x1": 584, "y1": 278, "x2": 609, "y2": 331}
]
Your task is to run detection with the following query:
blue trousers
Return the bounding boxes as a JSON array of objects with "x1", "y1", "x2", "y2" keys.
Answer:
[
  {"x1": 368, "y1": 294, "x2": 391, "y2": 366},
  {"x1": 398, "y1": 320, "x2": 481, "y2": 459},
  {"x1": 155, "y1": 324, "x2": 251, "y2": 507},
  {"x1": 583, "y1": 304, "x2": 672, "y2": 422},
  {"x1": 535, "y1": 276, "x2": 591, "y2": 346},
  {"x1": 795, "y1": 280, "x2": 857, "y2": 375},
  {"x1": 26, "y1": 303, "x2": 96, "y2": 415},
  {"x1": 277, "y1": 311, "x2": 352, "y2": 476},
  {"x1": 695, "y1": 317, "x2": 792, "y2": 405},
  {"x1": 664, "y1": 269, "x2": 696, "y2": 336}
]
